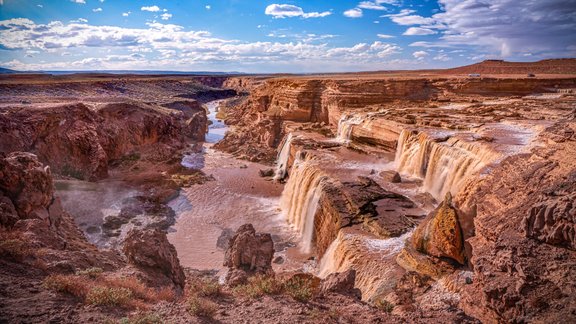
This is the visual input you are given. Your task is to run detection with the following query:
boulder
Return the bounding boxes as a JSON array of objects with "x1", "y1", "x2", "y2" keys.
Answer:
[
  {"x1": 259, "y1": 168, "x2": 275, "y2": 177},
  {"x1": 320, "y1": 269, "x2": 361, "y2": 299},
  {"x1": 123, "y1": 228, "x2": 185, "y2": 288},
  {"x1": 0, "y1": 152, "x2": 56, "y2": 227},
  {"x1": 380, "y1": 170, "x2": 402, "y2": 183},
  {"x1": 411, "y1": 192, "x2": 465, "y2": 265},
  {"x1": 223, "y1": 224, "x2": 274, "y2": 285}
]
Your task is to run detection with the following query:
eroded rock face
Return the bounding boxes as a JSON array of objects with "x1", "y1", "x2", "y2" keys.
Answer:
[
  {"x1": 523, "y1": 174, "x2": 576, "y2": 250},
  {"x1": 123, "y1": 228, "x2": 185, "y2": 288},
  {"x1": 455, "y1": 123, "x2": 576, "y2": 323},
  {"x1": 223, "y1": 224, "x2": 274, "y2": 285},
  {"x1": 411, "y1": 193, "x2": 465, "y2": 265}
]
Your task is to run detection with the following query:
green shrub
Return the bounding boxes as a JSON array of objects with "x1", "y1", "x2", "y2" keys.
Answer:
[{"x1": 374, "y1": 298, "x2": 395, "y2": 313}]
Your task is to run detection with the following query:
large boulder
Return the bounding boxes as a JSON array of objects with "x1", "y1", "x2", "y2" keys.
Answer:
[
  {"x1": 411, "y1": 192, "x2": 465, "y2": 265},
  {"x1": 123, "y1": 228, "x2": 185, "y2": 288},
  {"x1": 223, "y1": 224, "x2": 274, "y2": 285},
  {"x1": 0, "y1": 152, "x2": 57, "y2": 227},
  {"x1": 320, "y1": 269, "x2": 361, "y2": 299}
]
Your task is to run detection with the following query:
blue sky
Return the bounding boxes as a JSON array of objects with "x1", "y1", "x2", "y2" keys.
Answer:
[{"x1": 0, "y1": 0, "x2": 574, "y2": 72}]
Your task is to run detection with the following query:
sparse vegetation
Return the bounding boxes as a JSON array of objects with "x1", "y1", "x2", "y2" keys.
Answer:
[
  {"x1": 86, "y1": 287, "x2": 133, "y2": 307},
  {"x1": 188, "y1": 276, "x2": 222, "y2": 298},
  {"x1": 283, "y1": 276, "x2": 314, "y2": 302},
  {"x1": 43, "y1": 272, "x2": 176, "y2": 309},
  {"x1": 76, "y1": 267, "x2": 104, "y2": 279},
  {"x1": 234, "y1": 275, "x2": 283, "y2": 298},
  {"x1": 61, "y1": 164, "x2": 85, "y2": 180},
  {"x1": 0, "y1": 238, "x2": 31, "y2": 261},
  {"x1": 374, "y1": 298, "x2": 395, "y2": 313},
  {"x1": 186, "y1": 296, "x2": 218, "y2": 319}
]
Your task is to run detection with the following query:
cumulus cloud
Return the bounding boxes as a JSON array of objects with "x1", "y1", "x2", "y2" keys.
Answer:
[
  {"x1": 392, "y1": 0, "x2": 576, "y2": 58},
  {"x1": 265, "y1": 4, "x2": 331, "y2": 19},
  {"x1": 122, "y1": 12, "x2": 131, "y2": 17},
  {"x1": 205, "y1": 5, "x2": 211, "y2": 10},
  {"x1": 71, "y1": 18, "x2": 88, "y2": 23},
  {"x1": 93, "y1": 8, "x2": 102, "y2": 12},
  {"x1": 161, "y1": 13, "x2": 172, "y2": 20},
  {"x1": 0, "y1": 19, "x2": 407, "y2": 72},
  {"x1": 344, "y1": 8, "x2": 363, "y2": 18},
  {"x1": 71, "y1": 0, "x2": 85, "y2": 4},
  {"x1": 412, "y1": 50, "x2": 428, "y2": 59},
  {"x1": 141, "y1": 6, "x2": 160, "y2": 12},
  {"x1": 403, "y1": 27, "x2": 437, "y2": 36},
  {"x1": 377, "y1": 34, "x2": 394, "y2": 39}
]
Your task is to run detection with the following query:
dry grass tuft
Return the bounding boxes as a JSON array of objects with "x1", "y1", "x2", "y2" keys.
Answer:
[
  {"x1": 234, "y1": 275, "x2": 283, "y2": 298},
  {"x1": 283, "y1": 276, "x2": 314, "y2": 302},
  {"x1": 187, "y1": 296, "x2": 218, "y2": 319},
  {"x1": 86, "y1": 286, "x2": 133, "y2": 307},
  {"x1": 188, "y1": 276, "x2": 222, "y2": 298}
]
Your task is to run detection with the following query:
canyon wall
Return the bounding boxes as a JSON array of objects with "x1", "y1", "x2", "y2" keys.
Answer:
[{"x1": 0, "y1": 101, "x2": 206, "y2": 180}]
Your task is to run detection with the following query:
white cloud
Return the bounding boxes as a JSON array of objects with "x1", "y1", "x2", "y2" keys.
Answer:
[
  {"x1": 265, "y1": 4, "x2": 331, "y2": 19},
  {"x1": 161, "y1": 13, "x2": 172, "y2": 20},
  {"x1": 412, "y1": 50, "x2": 428, "y2": 59},
  {"x1": 205, "y1": 5, "x2": 211, "y2": 10},
  {"x1": 71, "y1": 18, "x2": 88, "y2": 23},
  {"x1": 377, "y1": 34, "x2": 394, "y2": 39},
  {"x1": 344, "y1": 8, "x2": 363, "y2": 18},
  {"x1": 93, "y1": 8, "x2": 102, "y2": 12},
  {"x1": 141, "y1": 6, "x2": 160, "y2": 12},
  {"x1": 0, "y1": 19, "x2": 407, "y2": 72},
  {"x1": 433, "y1": 53, "x2": 451, "y2": 61},
  {"x1": 122, "y1": 12, "x2": 131, "y2": 17},
  {"x1": 403, "y1": 27, "x2": 437, "y2": 36},
  {"x1": 71, "y1": 0, "x2": 85, "y2": 4},
  {"x1": 358, "y1": 1, "x2": 386, "y2": 10},
  {"x1": 37, "y1": 4, "x2": 43, "y2": 8}
]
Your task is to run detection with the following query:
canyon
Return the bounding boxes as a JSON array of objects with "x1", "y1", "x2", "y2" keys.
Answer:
[{"x1": 1, "y1": 59, "x2": 575, "y2": 323}]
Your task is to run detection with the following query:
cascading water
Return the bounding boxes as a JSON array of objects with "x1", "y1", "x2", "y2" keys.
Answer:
[
  {"x1": 280, "y1": 151, "x2": 326, "y2": 253},
  {"x1": 336, "y1": 114, "x2": 365, "y2": 142},
  {"x1": 273, "y1": 133, "x2": 294, "y2": 181},
  {"x1": 395, "y1": 129, "x2": 500, "y2": 199}
]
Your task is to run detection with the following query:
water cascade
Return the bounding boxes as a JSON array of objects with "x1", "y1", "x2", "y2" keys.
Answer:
[
  {"x1": 273, "y1": 133, "x2": 294, "y2": 181},
  {"x1": 317, "y1": 229, "x2": 413, "y2": 300},
  {"x1": 395, "y1": 129, "x2": 500, "y2": 199},
  {"x1": 336, "y1": 114, "x2": 365, "y2": 142},
  {"x1": 280, "y1": 152, "x2": 327, "y2": 253}
]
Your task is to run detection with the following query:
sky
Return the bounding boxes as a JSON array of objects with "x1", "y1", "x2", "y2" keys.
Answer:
[{"x1": 0, "y1": 0, "x2": 574, "y2": 73}]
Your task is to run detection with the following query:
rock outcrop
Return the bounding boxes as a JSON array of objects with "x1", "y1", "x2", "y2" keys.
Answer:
[
  {"x1": 223, "y1": 224, "x2": 274, "y2": 285},
  {"x1": 0, "y1": 101, "x2": 206, "y2": 180},
  {"x1": 123, "y1": 228, "x2": 186, "y2": 288},
  {"x1": 411, "y1": 193, "x2": 465, "y2": 265},
  {"x1": 319, "y1": 269, "x2": 361, "y2": 298}
]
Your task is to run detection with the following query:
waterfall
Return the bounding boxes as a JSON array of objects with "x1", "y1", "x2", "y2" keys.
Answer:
[
  {"x1": 274, "y1": 133, "x2": 294, "y2": 181},
  {"x1": 395, "y1": 129, "x2": 500, "y2": 199},
  {"x1": 336, "y1": 114, "x2": 364, "y2": 142},
  {"x1": 280, "y1": 152, "x2": 326, "y2": 253}
]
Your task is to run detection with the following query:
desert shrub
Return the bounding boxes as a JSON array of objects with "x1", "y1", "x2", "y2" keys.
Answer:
[
  {"x1": 103, "y1": 276, "x2": 155, "y2": 301},
  {"x1": 155, "y1": 286, "x2": 177, "y2": 302},
  {"x1": 86, "y1": 286, "x2": 133, "y2": 307},
  {"x1": 0, "y1": 239, "x2": 31, "y2": 261},
  {"x1": 43, "y1": 274, "x2": 90, "y2": 299},
  {"x1": 189, "y1": 277, "x2": 222, "y2": 298},
  {"x1": 283, "y1": 276, "x2": 313, "y2": 302},
  {"x1": 187, "y1": 296, "x2": 218, "y2": 318},
  {"x1": 374, "y1": 298, "x2": 395, "y2": 313},
  {"x1": 76, "y1": 267, "x2": 104, "y2": 279},
  {"x1": 234, "y1": 275, "x2": 283, "y2": 298}
]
